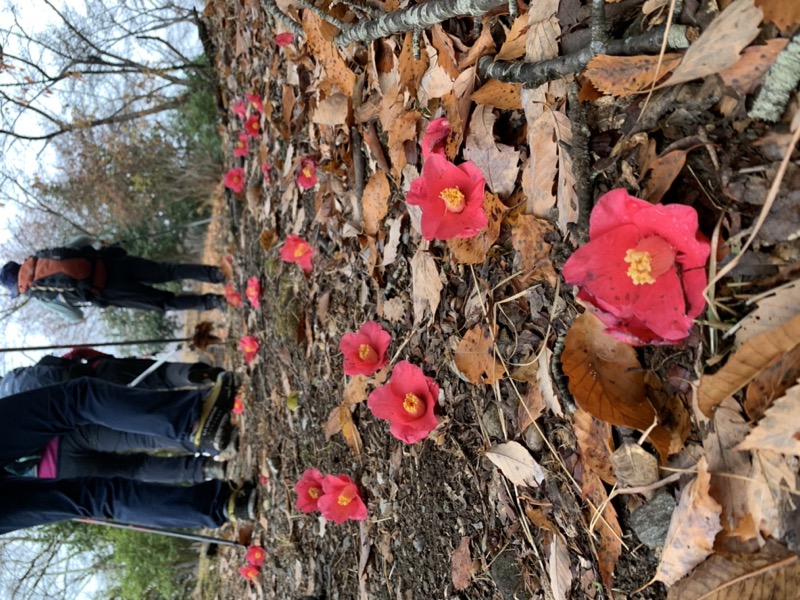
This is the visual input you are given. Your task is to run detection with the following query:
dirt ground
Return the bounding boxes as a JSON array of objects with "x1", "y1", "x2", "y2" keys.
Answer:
[{"x1": 192, "y1": 1, "x2": 800, "y2": 599}]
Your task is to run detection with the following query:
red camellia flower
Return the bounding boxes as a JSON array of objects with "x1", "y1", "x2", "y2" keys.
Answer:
[
  {"x1": 339, "y1": 321, "x2": 391, "y2": 376},
  {"x1": 562, "y1": 188, "x2": 710, "y2": 345},
  {"x1": 245, "y1": 93, "x2": 264, "y2": 114},
  {"x1": 239, "y1": 335, "x2": 260, "y2": 364},
  {"x1": 296, "y1": 156, "x2": 318, "y2": 190},
  {"x1": 279, "y1": 235, "x2": 313, "y2": 273},
  {"x1": 295, "y1": 468, "x2": 325, "y2": 513},
  {"x1": 232, "y1": 396, "x2": 245, "y2": 415},
  {"x1": 246, "y1": 276, "x2": 261, "y2": 309},
  {"x1": 275, "y1": 32, "x2": 294, "y2": 47},
  {"x1": 318, "y1": 474, "x2": 367, "y2": 524},
  {"x1": 420, "y1": 117, "x2": 451, "y2": 160},
  {"x1": 244, "y1": 114, "x2": 261, "y2": 138},
  {"x1": 232, "y1": 100, "x2": 247, "y2": 120},
  {"x1": 224, "y1": 283, "x2": 243, "y2": 307},
  {"x1": 406, "y1": 154, "x2": 487, "y2": 240},
  {"x1": 367, "y1": 361, "x2": 439, "y2": 444},
  {"x1": 223, "y1": 168, "x2": 245, "y2": 194},
  {"x1": 245, "y1": 545, "x2": 266, "y2": 567},
  {"x1": 239, "y1": 565, "x2": 260, "y2": 581},
  {"x1": 233, "y1": 133, "x2": 250, "y2": 158},
  {"x1": 261, "y1": 162, "x2": 272, "y2": 184}
]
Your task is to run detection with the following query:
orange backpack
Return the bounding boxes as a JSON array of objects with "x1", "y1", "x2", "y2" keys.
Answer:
[{"x1": 17, "y1": 252, "x2": 106, "y2": 297}]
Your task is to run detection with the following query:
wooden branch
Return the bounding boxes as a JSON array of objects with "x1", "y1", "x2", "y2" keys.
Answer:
[{"x1": 749, "y1": 31, "x2": 800, "y2": 123}]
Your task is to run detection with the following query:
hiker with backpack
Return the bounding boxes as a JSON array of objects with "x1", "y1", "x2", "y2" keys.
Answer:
[
  {"x1": 0, "y1": 371, "x2": 258, "y2": 533},
  {"x1": 0, "y1": 236, "x2": 228, "y2": 322},
  {"x1": 0, "y1": 351, "x2": 232, "y2": 484}
]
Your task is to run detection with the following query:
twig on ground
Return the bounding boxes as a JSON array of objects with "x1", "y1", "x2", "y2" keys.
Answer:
[
  {"x1": 749, "y1": 30, "x2": 800, "y2": 122},
  {"x1": 260, "y1": 0, "x2": 304, "y2": 37},
  {"x1": 478, "y1": 25, "x2": 689, "y2": 86}
]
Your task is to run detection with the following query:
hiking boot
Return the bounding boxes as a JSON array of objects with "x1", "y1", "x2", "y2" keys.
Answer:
[
  {"x1": 226, "y1": 481, "x2": 258, "y2": 523},
  {"x1": 194, "y1": 372, "x2": 237, "y2": 452},
  {"x1": 213, "y1": 429, "x2": 240, "y2": 463},
  {"x1": 202, "y1": 458, "x2": 227, "y2": 481},
  {"x1": 188, "y1": 363, "x2": 225, "y2": 385},
  {"x1": 204, "y1": 294, "x2": 227, "y2": 312}
]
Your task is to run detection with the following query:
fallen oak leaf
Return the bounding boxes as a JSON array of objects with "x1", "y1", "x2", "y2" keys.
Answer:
[{"x1": 485, "y1": 441, "x2": 546, "y2": 487}]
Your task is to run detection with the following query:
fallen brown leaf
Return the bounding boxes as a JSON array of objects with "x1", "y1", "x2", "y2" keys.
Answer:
[
  {"x1": 585, "y1": 54, "x2": 683, "y2": 97},
  {"x1": 510, "y1": 213, "x2": 558, "y2": 286},
  {"x1": 667, "y1": 540, "x2": 800, "y2": 599},
  {"x1": 698, "y1": 312, "x2": 800, "y2": 416},
  {"x1": 462, "y1": 106, "x2": 520, "y2": 198},
  {"x1": 301, "y1": 12, "x2": 356, "y2": 95},
  {"x1": 719, "y1": 38, "x2": 789, "y2": 94},
  {"x1": 610, "y1": 443, "x2": 657, "y2": 489},
  {"x1": 470, "y1": 80, "x2": 523, "y2": 110},
  {"x1": 454, "y1": 324, "x2": 506, "y2": 385},
  {"x1": 410, "y1": 244, "x2": 443, "y2": 325},
  {"x1": 734, "y1": 280, "x2": 800, "y2": 348},
  {"x1": 561, "y1": 312, "x2": 671, "y2": 460},
  {"x1": 581, "y1": 467, "x2": 622, "y2": 593},
  {"x1": 496, "y1": 13, "x2": 529, "y2": 61},
  {"x1": 361, "y1": 171, "x2": 391, "y2": 236},
  {"x1": 574, "y1": 408, "x2": 617, "y2": 485},
  {"x1": 654, "y1": 456, "x2": 723, "y2": 587},
  {"x1": 642, "y1": 149, "x2": 688, "y2": 204},
  {"x1": 485, "y1": 441, "x2": 546, "y2": 487},
  {"x1": 548, "y1": 533, "x2": 572, "y2": 600},
  {"x1": 744, "y1": 342, "x2": 800, "y2": 420},
  {"x1": 451, "y1": 536, "x2": 472, "y2": 591},
  {"x1": 755, "y1": 0, "x2": 800, "y2": 31},
  {"x1": 447, "y1": 192, "x2": 508, "y2": 265},
  {"x1": 737, "y1": 382, "x2": 800, "y2": 456}
]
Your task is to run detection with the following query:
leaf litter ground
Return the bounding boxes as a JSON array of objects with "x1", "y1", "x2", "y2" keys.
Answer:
[{"x1": 195, "y1": 0, "x2": 800, "y2": 598}]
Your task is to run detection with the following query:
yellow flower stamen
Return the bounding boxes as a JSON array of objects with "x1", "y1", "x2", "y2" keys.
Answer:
[
  {"x1": 358, "y1": 343, "x2": 377, "y2": 362},
  {"x1": 439, "y1": 187, "x2": 466, "y2": 213},
  {"x1": 308, "y1": 487, "x2": 321, "y2": 499},
  {"x1": 337, "y1": 490, "x2": 355, "y2": 506},
  {"x1": 402, "y1": 392, "x2": 425, "y2": 418},
  {"x1": 302, "y1": 166, "x2": 313, "y2": 178},
  {"x1": 624, "y1": 249, "x2": 656, "y2": 285},
  {"x1": 293, "y1": 245, "x2": 307, "y2": 258}
]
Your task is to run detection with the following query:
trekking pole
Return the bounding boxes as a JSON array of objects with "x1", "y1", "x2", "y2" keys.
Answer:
[
  {"x1": 0, "y1": 338, "x2": 191, "y2": 354},
  {"x1": 76, "y1": 517, "x2": 246, "y2": 548}
]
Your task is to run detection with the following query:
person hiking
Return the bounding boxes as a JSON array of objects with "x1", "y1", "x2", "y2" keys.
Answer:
[
  {"x1": 0, "y1": 372, "x2": 258, "y2": 533},
  {"x1": 0, "y1": 347, "x2": 224, "y2": 396},
  {"x1": 0, "y1": 236, "x2": 227, "y2": 322},
  {"x1": 0, "y1": 365, "x2": 235, "y2": 485}
]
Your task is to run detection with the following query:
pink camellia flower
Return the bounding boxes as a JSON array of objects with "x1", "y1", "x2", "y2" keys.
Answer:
[
  {"x1": 563, "y1": 188, "x2": 710, "y2": 345},
  {"x1": 223, "y1": 168, "x2": 246, "y2": 194},
  {"x1": 224, "y1": 283, "x2": 243, "y2": 307},
  {"x1": 318, "y1": 474, "x2": 368, "y2": 524},
  {"x1": 296, "y1": 156, "x2": 318, "y2": 190},
  {"x1": 233, "y1": 133, "x2": 250, "y2": 158},
  {"x1": 244, "y1": 114, "x2": 261, "y2": 138},
  {"x1": 275, "y1": 32, "x2": 294, "y2": 47},
  {"x1": 245, "y1": 93, "x2": 264, "y2": 114},
  {"x1": 232, "y1": 100, "x2": 247, "y2": 120},
  {"x1": 406, "y1": 154, "x2": 487, "y2": 240},
  {"x1": 339, "y1": 321, "x2": 391, "y2": 376},
  {"x1": 246, "y1": 276, "x2": 261, "y2": 309},
  {"x1": 421, "y1": 117, "x2": 451, "y2": 160},
  {"x1": 239, "y1": 565, "x2": 260, "y2": 581},
  {"x1": 261, "y1": 162, "x2": 272, "y2": 184},
  {"x1": 232, "y1": 396, "x2": 245, "y2": 415},
  {"x1": 279, "y1": 235, "x2": 313, "y2": 273},
  {"x1": 367, "y1": 361, "x2": 439, "y2": 444},
  {"x1": 295, "y1": 468, "x2": 325, "y2": 513},
  {"x1": 245, "y1": 545, "x2": 266, "y2": 567},
  {"x1": 239, "y1": 335, "x2": 260, "y2": 364}
]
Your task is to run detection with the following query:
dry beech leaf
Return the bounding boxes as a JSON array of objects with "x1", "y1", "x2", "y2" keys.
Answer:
[
  {"x1": 344, "y1": 375, "x2": 369, "y2": 405},
  {"x1": 655, "y1": 456, "x2": 723, "y2": 587},
  {"x1": 664, "y1": 0, "x2": 762, "y2": 87},
  {"x1": 470, "y1": 80, "x2": 523, "y2": 110},
  {"x1": 667, "y1": 540, "x2": 800, "y2": 600},
  {"x1": 719, "y1": 38, "x2": 789, "y2": 94},
  {"x1": 518, "y1": 382, "x2": 545, "y2": 433},
  {"x1": 703, "y1": 398, "x2": 752, "y2": 536},
  {"x1": 581, "y1": 467, "x2": 622, "y2": 592},
  {"x1": 301, "y1": 11, "x2": 356, "y2": 95},
  {"x1": 744, "y1": 342, "x2": 800, "y2": 421},
  {"x1": 642, "y1": 149, "x2": 688, "y2": 204},
  {"x1": 324, "y1": 405, "x2": 344, "y2": 439},
  {"x1": 523, "y1": 108, "x2": 558, "y2": 216},
  {"x1": 496, "y1": 13, "x2": 529, "y2": 61},
  {"x1": 561, "y1": 312, "x2": 671, "y2": 460},
  {"x1": 510, "y1": 214, "x2": 558, "y2": 286},
  {"x1": 553, "y1": 111, "x2": 578, "y2": 236},
  {"x1": 447, "y1": 192, "x2": 507, "y2": 264},
  {"x1": 734, "y1": 280, "x2": 800, "y2": 348},
  {"x1": 458, "y1": 20, "x2": 495, "y2": 70},
  {"x1": 312, "y1": 93, "x2": 350, "y2": 126},
  {"x1": 454, "y1": 324, "x2": 506, "y2": 384},
  {"x1": 398, "y1": 31, "x2": 429, "y2": 91},
  {"x1": 410, "y1": 245, "x2": 443, "y2": 325},
  {"x1": 485, "y1": 441, "x2": 546, "y2": 487},
  {"x1": 585, "y1": 54, "x2": 683, "y2": 97},
  {"x1": 573, "y1": 408, "x2": 617, "y2": 485},
  {"x1": 755, "y1": 0, "x2": 800, "y2": 31},
  {"x1": 451, "y1": 536, "x2": 472, "y2": 591},
  {"x1": 340, "y1": 406, "x2": 362, "y2": 455},
  {"x1": 462, "y1": 106, "x2": 520, "y2": 198},
  {"x1": 737, "y1": 382, "x2": 800, "y2": 456},
  {"x1": 744, "y1": 448, "x2": 798, "y2": 542},
  {"x1": 548, "y1": 533, "x2": 572, "y2": 600},
  {"x1": 610, "y1": 443, "x2": 658, "y2": 489},
  {"x1": 361, "y1": 171, "x2": 391, "y2": 236},
  {"x1": 698, "y1": 312, "x2": 800, "y2": 417}
]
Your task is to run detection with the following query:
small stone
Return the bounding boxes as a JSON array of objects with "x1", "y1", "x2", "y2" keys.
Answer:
[
  {"x1": 630, "y1": 489, "x2": 676, "y2": 549},
  {"x1": 522, "y1": 424, "x2": 544, "y2": 452}
]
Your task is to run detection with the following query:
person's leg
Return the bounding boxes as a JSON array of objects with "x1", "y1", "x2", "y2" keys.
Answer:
[
  {"x1": 113, "y1": 256, "x2": 225, "y2": 284},
  {"x1": 0, "y1": 476, "x2": 230, "y2": 534},
  {"x1": 64, "y1": 424, "x2": 197, "y2": 454},
  {"x1": 0, "y1": 376, "x2": 233, "y2": 465},
  {"x1": 99, "y1": 281, "x2": 225, "y2": 312},
  {"x1": 93, "y1": 358, "x2": 217, "y2": 389}
]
